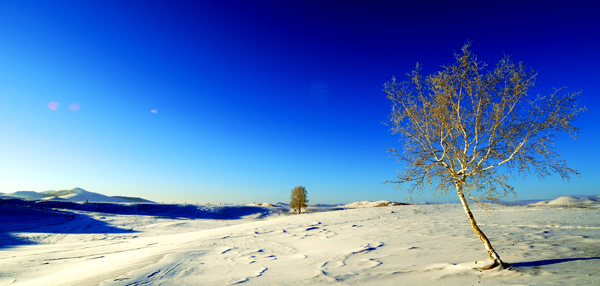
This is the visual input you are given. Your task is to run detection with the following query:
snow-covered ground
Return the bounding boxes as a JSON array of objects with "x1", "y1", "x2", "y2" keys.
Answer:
[{"x1": 1, "y1": 196, "x2": 599, "y2": 285}]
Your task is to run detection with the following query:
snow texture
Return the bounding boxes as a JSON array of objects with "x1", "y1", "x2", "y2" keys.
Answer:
[{"x1": 1, "y1": 196, "x2": 599, "y2": 285}]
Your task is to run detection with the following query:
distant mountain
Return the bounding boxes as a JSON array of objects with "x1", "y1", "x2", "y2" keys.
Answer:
[
  {"x1": 1, "y1": 191, "x2": 46, "y2": 200},
  {"x1": 41, "y1": 196, "x2": 69, "y2": 201},
  {"x1": 531, "y1": 195, "x2": 600, "y2": 206},
  {"x1": 110, "y1": 196, "x2": 153, "y2": 203},
  {"x1": 52, "y1": 188, "x2": 127, "y2": 202},
  {"x1": 1, "y1": 187, "x2": 153, "y2": 203},
  {"x1": 42, "y1": 189, "x2": 81, "y2": 197}
]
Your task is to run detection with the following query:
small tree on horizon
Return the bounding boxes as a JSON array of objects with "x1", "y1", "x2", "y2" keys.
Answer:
[
  {"x1": 383, "y1": 42, "x2": 585, "y2": 269},
  {"x1": 290, "y1": 186, "x2": 308, "y2": 215}
]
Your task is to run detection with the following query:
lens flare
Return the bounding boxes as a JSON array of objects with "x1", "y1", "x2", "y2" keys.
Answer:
[
  {"x1": 69, "y1": 103, "x2": 80, "y2": 111},
  {"x1": 48, "y1": 101, "x2": 59, "y2": 110},
  {"x1": 151, "y1": 109, "x2": 158, "y2": 113}
]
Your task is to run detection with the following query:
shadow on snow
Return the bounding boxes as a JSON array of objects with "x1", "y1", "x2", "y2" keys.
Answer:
[
  {"x1": 1, "y1": 198, "x2": 274, "y2": 249},
  {"x1": 0, "y1": 198, "x2": 274, "y2": 220},
  {"x1": 511, "y1": 256, "x2": 600, "y2": 268},
  {"x1": 0, "y1": 203, "x2": 135, "y2": 249}
]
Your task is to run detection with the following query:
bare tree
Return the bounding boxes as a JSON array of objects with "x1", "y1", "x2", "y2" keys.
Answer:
[
  {"x1": 383, "y1": 42, "x2": 586, "y2": 269},
  {"x1": 290, "y1": 186, "x2": 308, "y2": 214}
]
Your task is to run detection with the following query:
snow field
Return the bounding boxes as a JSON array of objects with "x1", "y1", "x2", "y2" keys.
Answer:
[{"x1": 1, "y1": 201, "x2": 599, "y2": 285}]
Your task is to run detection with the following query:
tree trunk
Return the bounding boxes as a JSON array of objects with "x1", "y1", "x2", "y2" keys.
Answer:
[{"x1": 455, "y1": 182, "x2": 507, "y2": 269}]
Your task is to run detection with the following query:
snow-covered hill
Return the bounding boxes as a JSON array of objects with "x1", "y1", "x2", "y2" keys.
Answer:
[
  {"x1": 344, "y1": 200, "x2": 409, "y2": 208},
  {"x1": 50, "y1": 187, "x2": 131, "y2": 202},
  {"x1": 1, "y1": 187, "x2": 153, "y2": 203},
  {"x1": 531, "y1": 195, "x2": 600, "y2": 206},
  {"x1": 0, "y1": 191, "x2": 46, "y2": 200},
  {"x1": 110, "y1": 196, "x2": 153, "y2": 203}
]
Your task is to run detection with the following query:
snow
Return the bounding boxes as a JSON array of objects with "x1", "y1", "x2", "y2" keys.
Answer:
[
  {"x1": 0, "y1": 191, "x2": 45, "y2": 200},
  {"x1": 344, "y1": 200, "x2": 407, "y2": 208},
  {"x1": 248, "y1": 203, "x2": 276, "y2": 207},
  {"x1": 57, "y1": 189, "x2": 129, "y2": 202},
  {"x1": 1, "y1": 188, "x2": 153, "y2": 203},
  {"x1": 1, "y1": 197, "x2": 599, "y2": 285},
  {"x1": 41, "y1": 196, "x2": 69, "y2": 201},
  {"x1": 532, "y1": 195, "x2": 600, "y2": 206}
]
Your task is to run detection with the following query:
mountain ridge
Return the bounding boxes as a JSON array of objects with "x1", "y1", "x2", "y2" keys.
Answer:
[{"x1": 1, "y1": 187, "x2": 153, "y2": 203}]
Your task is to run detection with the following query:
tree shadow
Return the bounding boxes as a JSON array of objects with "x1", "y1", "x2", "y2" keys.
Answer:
[
  {"x1": 510, "y1": 257, "x2": 600, "y2": 268},
  {"x1": 0, "y1": 204, "x2": 135, "y2": 249}
]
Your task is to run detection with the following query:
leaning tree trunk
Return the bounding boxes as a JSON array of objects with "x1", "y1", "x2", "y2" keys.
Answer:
[{"x1": 455, "y1": 182, "x2": 507, "y2": 269}]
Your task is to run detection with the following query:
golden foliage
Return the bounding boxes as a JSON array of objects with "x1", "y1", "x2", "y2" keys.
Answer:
[
  {"x1": 384, "y1": 42, "x2": 586, "y2": 203},
  {"x1": 290, "y1": 186, "x2": 308, "y2": 214}
]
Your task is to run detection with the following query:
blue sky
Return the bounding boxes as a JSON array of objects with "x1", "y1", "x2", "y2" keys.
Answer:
[{"x1": 1, "y1": 0, "x2": 598, "y2": 204}]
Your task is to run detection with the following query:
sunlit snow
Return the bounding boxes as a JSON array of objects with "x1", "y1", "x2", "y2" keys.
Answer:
[{"x1": 1, "y1": 194, "x2": 599, "y2": 285}]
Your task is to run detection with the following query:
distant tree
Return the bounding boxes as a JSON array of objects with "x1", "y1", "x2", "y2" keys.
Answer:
[
  {"x1": 290, "y1": 186, "x2": 309, "y2": 214},
  {"x1": 383, "y1": 42, "x2": 585, "y2": 269}
]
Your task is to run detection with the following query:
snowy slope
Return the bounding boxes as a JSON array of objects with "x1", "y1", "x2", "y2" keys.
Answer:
[
  {"x1": 531, "y1": 195, "x2": 600, "y2": 206},
  {"x1": 0, "y1": 191, "x2": 45, "y2": 200},
  {"x1": 40, "y1": 196, "x2": 69, "y2": 201},
  {"x1": 54, "y1": 188, "x2": 130, "y2": 202},
  {"x1": 1, "y1": 198, "x2": 598, "y2": 285},
  {"x1": 247, "y1": 203, "x2": 276, "y2": 207},
  {"x1": 2, "y1": 188, "x2": 152, "y2": 203},
  {"x1": 110, "y1": 196, "x2": 154, "y2": 203},
  {"x1": 344, "y1": 200, "x2": 407, "y2": 208}
]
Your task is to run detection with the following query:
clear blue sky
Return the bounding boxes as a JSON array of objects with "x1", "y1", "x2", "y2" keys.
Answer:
[{"x1": 1, "y1": 0, "x2": 598, "y2": 204}]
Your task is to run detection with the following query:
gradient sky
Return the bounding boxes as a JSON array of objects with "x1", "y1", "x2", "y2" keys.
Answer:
[{"x1": 1, "y1": 0, "x2": 599, "y2": 204}]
